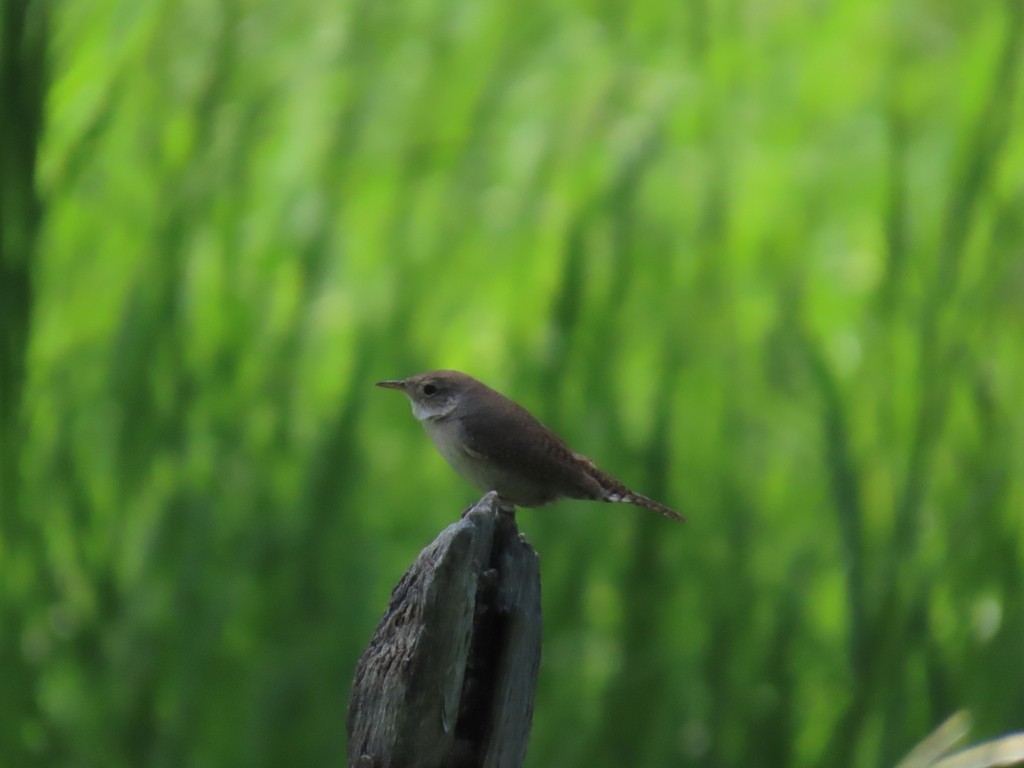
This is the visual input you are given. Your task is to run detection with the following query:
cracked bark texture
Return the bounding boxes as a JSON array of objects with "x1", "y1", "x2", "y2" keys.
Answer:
[{"x1": 347, "y1": 493, "x2": 541, "y2": 768}]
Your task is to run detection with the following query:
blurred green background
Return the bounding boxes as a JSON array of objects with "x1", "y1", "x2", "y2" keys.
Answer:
[{"x1": 2, "y1": 0, "x2": 1023, "y2": 766}]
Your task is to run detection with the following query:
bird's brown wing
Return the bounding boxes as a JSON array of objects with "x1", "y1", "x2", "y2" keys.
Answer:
[
  {"x1": 453, "y1": 399, "x2": 606, "y2": 502},
  {"x1": 454, "y1": 397, "x2": 685, "y2": 520}
]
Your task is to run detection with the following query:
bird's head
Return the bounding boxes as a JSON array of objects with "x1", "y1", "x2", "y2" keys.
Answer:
[{"x1": 375, "y1": 370, "x2": 473, "y2": 422}]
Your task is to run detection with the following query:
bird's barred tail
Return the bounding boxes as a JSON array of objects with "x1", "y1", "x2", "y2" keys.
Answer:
[
  {"x1": 594, "y1": 470, "x2": 685, "y2": 522},
  {"x1": 575, "y1": 455, "x2": 686, "y2": 522},
  {"x1": 606, "y1": 490, "x2": 686, "y2": 522}
]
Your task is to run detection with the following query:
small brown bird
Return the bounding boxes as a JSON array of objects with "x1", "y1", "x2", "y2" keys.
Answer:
[{"x1": 376, "y1": 370, "x2": 684, "y2": 522}]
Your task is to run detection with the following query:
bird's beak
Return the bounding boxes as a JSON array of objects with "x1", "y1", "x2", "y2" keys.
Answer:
[{"x1": 375, "y1": 379, "x2": 407, "y2": 391}]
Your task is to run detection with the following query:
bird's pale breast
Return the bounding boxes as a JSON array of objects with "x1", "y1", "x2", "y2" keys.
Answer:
[{"x1": 421, "y1": 416, "x2": 555, "y2": 506}]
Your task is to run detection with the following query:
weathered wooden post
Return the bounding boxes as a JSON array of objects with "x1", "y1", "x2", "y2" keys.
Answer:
[{"x1": 346, "y1": 492, "x2": 542, "y2": 768}]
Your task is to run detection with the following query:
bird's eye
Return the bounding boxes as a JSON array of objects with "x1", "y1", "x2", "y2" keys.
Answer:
[{"x1": 422, "y1": 383, "x2": 438, "y2": 397}]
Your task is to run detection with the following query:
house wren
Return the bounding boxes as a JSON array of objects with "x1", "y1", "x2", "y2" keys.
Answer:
[{"x1": 376, "y1": 370, "x2": 684, "y2": 522}]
